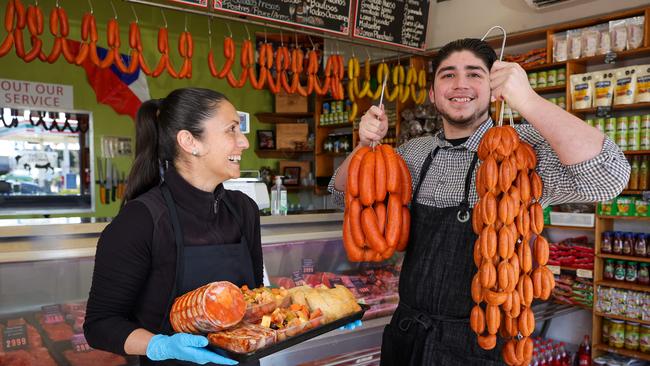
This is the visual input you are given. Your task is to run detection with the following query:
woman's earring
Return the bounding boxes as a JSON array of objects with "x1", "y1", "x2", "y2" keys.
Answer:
[{"x1": 191, "y1": 149, "x2": 198, "y2": 156}]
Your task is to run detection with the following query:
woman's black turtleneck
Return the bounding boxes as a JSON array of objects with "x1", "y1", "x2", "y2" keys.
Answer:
[{"x1": 84, "y1": 167, "x2": 263, "y2": 355}]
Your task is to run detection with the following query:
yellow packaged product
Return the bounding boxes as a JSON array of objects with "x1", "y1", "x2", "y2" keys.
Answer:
[
  {"x1": 635, "y1": 64, "x2": 650, "y2": 103},
  {"x1": 570, "y1": 73, "x2": 593, "y2": 110},
  {"x1": 593, "y1": 71, "x2": 615, "y2": 107},
  {"x1": 614, "y1": 67, "x2": 637, "y2": 105}
]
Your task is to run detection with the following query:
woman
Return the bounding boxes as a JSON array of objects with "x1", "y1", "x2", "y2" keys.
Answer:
[{"x1": 84, "y1": 88, "x2": 262, "y2": 365}]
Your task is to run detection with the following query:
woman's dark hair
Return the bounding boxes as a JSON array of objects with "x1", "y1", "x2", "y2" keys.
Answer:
[
  {"x1": 121, "y1": 87, "x2": 229, "y2": 206},
  {"x1": 431, "y1": 38, "x2": 497, "y2": 79}
]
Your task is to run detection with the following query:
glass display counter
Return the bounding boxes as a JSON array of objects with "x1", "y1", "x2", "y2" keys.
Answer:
[{"x1": 0, "y1": 213, "x2": 402, "y2": 365}]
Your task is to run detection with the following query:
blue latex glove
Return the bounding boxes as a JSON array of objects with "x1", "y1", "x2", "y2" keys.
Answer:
[
  {"x1": 146, "y1": 333, "x2": 238, "y2": 365},
  {"x1": 339, "y1": 319, "x2": 363, "y2": 331}
]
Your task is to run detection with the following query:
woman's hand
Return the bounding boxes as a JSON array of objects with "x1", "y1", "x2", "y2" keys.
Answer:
[{"x1": 146, "y1": 333, "x2": 238, "y2": 365}]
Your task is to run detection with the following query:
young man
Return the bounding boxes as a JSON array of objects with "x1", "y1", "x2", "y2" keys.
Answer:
[{"x1": 329, "y1": 39, "x2": 629, "y2": 365}]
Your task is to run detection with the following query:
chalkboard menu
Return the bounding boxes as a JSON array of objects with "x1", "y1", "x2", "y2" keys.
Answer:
[
  {"x1": 353, "y1": 0, "x2": 430, "y2": 50},
  {"x1": 212, "y1": 0, "x2": 352, "y2": 36}
]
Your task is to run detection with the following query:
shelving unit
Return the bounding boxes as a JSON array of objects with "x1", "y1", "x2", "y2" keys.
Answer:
[{"x1": 593, "y1": 344, "x2": 650, "y2": 361}]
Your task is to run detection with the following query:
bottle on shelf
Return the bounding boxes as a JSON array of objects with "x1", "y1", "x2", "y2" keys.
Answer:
[
  {"x1": 558, "y1": 342, "x2": 569, "y2": 366},
  {"x1": 270, "y1": 176, "x2": 287, "y2": 216},
  {"x1": 577, "y1": 335, "x2": 591, "y2": 366}
]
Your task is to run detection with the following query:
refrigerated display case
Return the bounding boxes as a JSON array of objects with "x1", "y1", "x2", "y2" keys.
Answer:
[{"x1": 0, "y1": 213, "x2": 401, "y2": 365}]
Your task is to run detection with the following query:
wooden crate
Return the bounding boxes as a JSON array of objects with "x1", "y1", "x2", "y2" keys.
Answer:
[
  {"x1": 276, "y1": 123, "x2": 308, "y2": 150},
  {"x1": 275, "y1": 91, "x2": 308, "y2": 113}
]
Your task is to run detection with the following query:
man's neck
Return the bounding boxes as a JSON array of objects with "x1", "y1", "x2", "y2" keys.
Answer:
[{"x1": 442, "y1": 115, "x2": 490, "y2": 139}]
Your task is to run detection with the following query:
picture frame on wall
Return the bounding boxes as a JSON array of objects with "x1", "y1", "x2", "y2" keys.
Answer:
[
  {"x1": 257, "y1": 130, "x2": 275, "y2": 150},
  {"x1": 237, "y1": 111, "x2": 250, "y2": 134},
  {"x1": 282, "y1": 167, "x2": 301, "y2": 186}
]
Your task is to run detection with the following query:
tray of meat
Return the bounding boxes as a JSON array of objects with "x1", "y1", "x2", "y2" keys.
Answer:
[
  {"x1": 240, "y1": 285, "x2": 290, "y2": 322},
  {"x1": 0, "y1": 318, "x2": 58, "y2": 366},
  {"x1": 208, "y1": 304, "x2": 368, "y2": 362}
]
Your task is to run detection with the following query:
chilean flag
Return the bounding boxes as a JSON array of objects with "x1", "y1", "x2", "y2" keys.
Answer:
[{"x1": 70, "y1": 40, "x2": 150, "y2": 119}]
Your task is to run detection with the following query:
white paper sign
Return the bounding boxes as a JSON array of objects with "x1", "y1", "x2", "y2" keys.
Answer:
[{"x1": 0, "y1": 78, "x2": 73, "y2": 109}]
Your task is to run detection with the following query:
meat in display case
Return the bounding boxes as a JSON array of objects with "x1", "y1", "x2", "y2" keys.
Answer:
[{"x1": 263, "y1": 238, "x2": 403, "y2": 321}]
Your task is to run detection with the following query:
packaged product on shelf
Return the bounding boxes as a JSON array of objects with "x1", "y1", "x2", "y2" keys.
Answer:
[
  {"x1": 528, "y1": 72, "x2": 537, "y2": 88},
  {"x1": 568, "y1": 29, "x2": 583, "y2": 59},
  {"x1": 616, "y1": 116, "x2": 629, "y2": 151},
  {"x1": 602, "y1": 318, "x2": 611, "y2": 344},
  {"x1": 625, "y1": 261, "x2": 638, "y2": 282},
  {"x1": 605, "y1": 117, "x2": 617, "y2": 141},
  {"x1": 547, "y1": 69, "x2": 557, "y2": 86},
  {"x1": 557, "y1": 96, "x2": 567, "y2": 109},
  {"x1": 639, "y1": 157, "x2": 649, "y2": 190},
  {"x1": 613, "y1": 231, "x2": 624, "y2": 254},
  {"x1": 615, "y1": 196, "x2": 635, "y2": 216},
  {"x1": 636, "y1": 234, "x2": 648, "y2": 257},
  {"x1": 557, "y1": 68, "x2": 566, "y2": 85},
  {"x1": 642, "y1": 119, "x2": 650, "y2": 150},
  {"x1": 598, "y1": 199, "x2": 616, "y2": 216},
  {"x1": 625, "y1": 322, "x2": 640, "y2": 350},
  {"x1": 628, "y1": 115, "x2": 641, "y2": 151},
  {"x1": 614, "y1": 260, "x2": 626, "y2": 281},
  {"x1": 581, "y1": 26, "x2": 600, "y2": 57},
  {"x1": 598, "y1": 23, "x2": 612, "y2": 55},
  {"x1": 609, "y1": 319, "x2": 626, "y2": 348},
  {"x1": 626, "y1": 16, "x2": 645, "y2": 50},
  {"x1": 553, "y1": 32, "x2": 568, "y2": 62},
  {"x1": 629, "y1": 157, "x2": 640, "y2": 190},
  {"x1": 610, "y1": 19, "x2": 628, "y2": 52},
  {"x1": 594, "y1": 118, "x2": 606, "y2": 133},
  {"x1": 570, "y1": 73, "x2": 594, "y2": 110},
  {"x1": 604, "y1": 259, "x2": 615, "y2": 280},
  {"x1": 593, "y1": 71, "x2": 615, "y2": 107},
  {"x1": 614, "y1": 67, "x2": 637, "y2": 105},
  {"x1": 635, "y1": 65, "x2": 650, "y2": 103},
  {"x1": 634, "y1": 200, "x2": 649, "y2": 218},
  {"x1": 641, "y1": 324, "x2": 650, "y2": 352},
  {"x1": 538, "y1": 71, "x2": 548, "y2": 88}
]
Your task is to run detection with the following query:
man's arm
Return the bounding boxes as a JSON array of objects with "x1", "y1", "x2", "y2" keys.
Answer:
[{"x1": 490, "y1": 61, "x2": 605, "y2": 165}]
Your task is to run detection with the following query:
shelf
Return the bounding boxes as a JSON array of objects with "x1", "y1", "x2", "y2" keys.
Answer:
[
  {"x1": 622, "y1": 189, "x2": 649, "y2": 195},
  {"x1": 255, "y1": 112, "x2": 313, "y2": 124},
  {"x1": 318, "y1": 122, "x2": 353, "y2": 128},
  {"x1": 593, "y1": 343, "x2": 650, "y2": 361},
  {"x1": 594, "y1": 312, "x2": 650, "y2": 326},
  {"x1": 316, "y1": 152, "x2": 350, "y2": 157},
  {"x1": 254, "y1": 149, "x2": 314, "y2": 158},
  {"x1": 596, "y1": 280, "x2": 650, "y2": 293},
  {"x1": 533, "y1": 84, "x2": 566, "y2": 94},
  {"x1": 624, "y1": 150, "x2": 650, "y2": 156},
  {"x1": 570, "y1": 46, "x2": 650, "y2": 66},
  {"x1": 598, "y1": 215, "x2": 650, "y2": 221},
  {"x1": 545, "y1": 224, "x2": 595, "y2": 230},
  {"x1": 554, "y1": 300, "x2": 593, "y2": 312},
  {"x1": 286, "y1": 185, "x2": 315, "y2": 192},
  {"x1": 573, "y1": 102, "x2": 650, "y2": 114},
  {"x1": 600, "y1": 253, "x2": 650, "y2": 264},
  {"x1": 523, "y1": 61, "x2": 566, "y2": 72}
]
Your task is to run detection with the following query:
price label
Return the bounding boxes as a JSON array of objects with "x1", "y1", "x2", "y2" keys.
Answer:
[
  {"x1": 548, "y1": 265, "x2": 561, "y2": 275},
  {"x1": 302, "y1": 258, "x2": 315, "y2": 275},
  {"x1": 328, "y1": 277, "x2": 344, "y2": 288},
  {"x1": 351, "y1": 278, "x2": 371, "y2": 296},
  {"x1": 3, "y1": 324, "x2": 28, "y2": 351},
  {"x1": 604, "y1": 52, "x2": 617, "y2": 64},
  {"x1": 596, "y1": 106, "x2": 612, "y2": 118},
  {"x1": 577, "y1": 269, "x2": 593, "y2": 279},
  {"x1": 71, "y1": 333, "x2": 92, "y2": 353},
  {"x1": 41, "y1": 304, "x2": 64, "y2": 324},
  {"x1": 292, "y1": 270, "x2": 305, "y2": 286}
]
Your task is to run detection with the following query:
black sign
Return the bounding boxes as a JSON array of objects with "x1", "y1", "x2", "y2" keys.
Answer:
[
  {"x1": 3, "y1": 325, "x2": 28, "y2": 351},
  {"x1": 604, "y1": 52, "x2": 617, "y2": 64},
  {"x1": 353, "y1": 0, "x2": 430, "y2": 50},
  {"x1": 596, "y1": 106, "x2": 612, "y2": 117},
  {"x1": 213, "y1": 0, "x2": 352, "y2": 36}
]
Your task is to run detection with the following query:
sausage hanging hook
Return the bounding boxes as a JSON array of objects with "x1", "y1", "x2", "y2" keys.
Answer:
[
  {"x1": 160, "y1": 9, "x2": 168, "y2": 28},
  {"x1": 109, "y1": 0, "x2": 118, "y2": 20},
  {"x1": 480, "y1": 25, "x2": 508, "y2": 126},
  {"x1": 130, "y1": 5, "x2": 138, "y2": 24},
  {"x1": 86, "y1": 0, "x2": 93, "y2": 14}
]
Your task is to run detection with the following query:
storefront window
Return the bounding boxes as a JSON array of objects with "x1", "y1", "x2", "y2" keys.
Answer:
[{"x1": 0, "y1": 108, "x2": 93, "y2": 215}]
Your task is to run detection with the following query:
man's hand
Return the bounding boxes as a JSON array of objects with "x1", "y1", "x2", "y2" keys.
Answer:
[
  {"x1": 359, "y1": 105, "x2": 388, "y2": 146},
  {"x1": 489, "y1": 61, "x2": 538, "y2": 113}
]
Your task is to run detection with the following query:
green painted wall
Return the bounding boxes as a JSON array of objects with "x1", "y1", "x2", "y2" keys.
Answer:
[{"x1": 0, "y1": 0, "x2": 280, "y2": 218}]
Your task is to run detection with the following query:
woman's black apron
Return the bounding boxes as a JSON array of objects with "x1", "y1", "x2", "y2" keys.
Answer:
[{"x1": 380, "y1": 147, "x2": 504, "y2": 365}]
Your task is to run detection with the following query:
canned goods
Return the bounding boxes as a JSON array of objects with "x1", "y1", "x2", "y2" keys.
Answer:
[
  {"x1": 609, "y1": 320, "x2": 625, "y2": 348},
  {"x1": 547, "y1": 69, "x2": 557, "y2": 86},
  {"x1": 557, "y1": 96, "x2": 566, "y2": 110},
  {"x1": 557, "y1": 68, "x2": 566, "y2": 85},
  {"x1": 528, "y1": 72, "x2": 538, "y2": 88},
  {"x1": 602, "y1": 318, "x2": 611, "y2": 344},
  {"x1": 617, "y1": 117, "x2": 629, "y2": 150},
  {"x1": 548, "y1": 97, "x2": 558, "y2": 105},
  {"x1": 629, "y1": 116, "x2": 641, "y2": 150},
  {"x1": 642, "y1": 114, "x2": 650, "y2": 129},
  {"x1": 537, "y1": 71, "x2": 547, "y2": 88},
  {"x1": 625, "y1": 322, "x2": 640, "y2": 350},
  {"x1": 595, "y1": 118, "x2": 606, "y2": 133},
  {"x1": 640, "y1": 324, "x2": 650, "y2": 352},
  {"x1": 605, "y1": 117, "x2": 618, "y2": 140},
  {"x1": 585, "y1": 119, "x2": 594, "y2": 127}
]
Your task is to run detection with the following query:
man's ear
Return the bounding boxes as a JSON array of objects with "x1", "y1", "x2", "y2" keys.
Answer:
[{"x1": 428, "y1": 85, "x2": 434, "y2": 104}]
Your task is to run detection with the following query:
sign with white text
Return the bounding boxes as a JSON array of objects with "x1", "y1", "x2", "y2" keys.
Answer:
[{"x1": 0, "y1": 79, "x2": 73, "y2": 110}]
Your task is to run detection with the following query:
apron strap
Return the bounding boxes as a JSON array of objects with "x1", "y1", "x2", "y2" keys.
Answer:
[
  {"x1": 413, "y1": 147, "x2": 440, "y2": 200},
  {"x1": 160, "y1": 183, "x2": 185, "y2": 333},
  {"x1": 456, "y1": 153, "x2": 479, "y2": 223},
  {"x1": 221, "y1": 194, "x2": 246, "y2": 238}
]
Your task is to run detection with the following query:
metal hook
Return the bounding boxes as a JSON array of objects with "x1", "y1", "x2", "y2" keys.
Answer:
[
  {"x1": 130, "y1": 5, "x2": 138, "y2": 23},
  {"x1": 207, "y1": 17, "x2": 212, "y2": 49},
  {"x1": 86, "y1": 0, "x2": 93, "y2": 14},
  {"x1": 263, "y1": 26, "x2": 267, "y2": 43},
  {"x1": 244, "y1": 24, "x2": 251, "y2": 40},
  {"x1": 365, "y1": 48, "x2": 371, "y2": 60},
  {"x1": 184, "y1": 14, "x2": 188, "y2": 32},
  {"x1": 307, "y1": 35, "x2": 315, "y2": 50},
  {"x1": 160, "y1": 9, "x2": 168, "y2": 28},
  {"x1": 34, "y1": 0, "x2": 38, "y2": 7},
  {"x1": 225, "y1": 23, "x2": 232, "y2": 38},
  {"x1": 109, "y1": 0, "x2": 118, "y2": 19},
  {"x1": 280, "y1": 30, "x2": 284, "y2": 47},
  {"x1": 480, "y1": 25, "x2": 507, "y2": 61}
]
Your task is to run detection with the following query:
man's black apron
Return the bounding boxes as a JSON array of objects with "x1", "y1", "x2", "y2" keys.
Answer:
[
  {"x1": 142, "y1": 184, "x2": 257, "y2": 366},
  {"x1": 380, "y1": 147, "x2": 504, "y2": 365}
]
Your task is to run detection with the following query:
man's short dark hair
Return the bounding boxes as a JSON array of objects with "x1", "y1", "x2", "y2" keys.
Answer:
[{"x1": 431, "y1": 38, "x2": 498, "y2": 77}]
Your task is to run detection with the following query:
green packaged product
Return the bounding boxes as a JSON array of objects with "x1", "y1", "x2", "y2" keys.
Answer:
[
  {"x1": 547, "y1": 69, "x2": 557, "y2": 86},
  {"x1": 609, "y1": 320, "x2": 625, "y2": 348},
  {"x1": 528, "y1": 72, "x2": 538, "y2": 88},
  {"x1": 617, "y1": 117, "x2": 629, "y2": 150},
  {"x1": 599, "y1": 200, "x2": 616, "y2": 216},
  {"x1": 640, "y1": 324, "x2": 650, "y2": 352},
  {"x1": 615, "y1": 196, "x2": 635, "y2": 217},
  {"x1": 635, "y1": 200, "x2": 649, "y2": 217},
  {"x1": 557, "y1": 68, "x2": 566, "y2": 85},
  {"x1": 625, "y1": 322, "x2": 640, "y2": 351},
  {"x1": 605, "y1": 117, "x2": 618, "y2": 141},
  {"x1": 537, "y1": 71, "x2": 547, "y2": 88},
  {"x1": 557, "y1": 96, "x2": 566, "y2": 109},
  {"x1": 594, "y1": 118, "x2": 606, "y2": 132}
]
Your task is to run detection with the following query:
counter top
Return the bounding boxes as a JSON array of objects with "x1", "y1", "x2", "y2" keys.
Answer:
[{"x1": 0, "y1": 212, "x2": 344, "y2": 264}]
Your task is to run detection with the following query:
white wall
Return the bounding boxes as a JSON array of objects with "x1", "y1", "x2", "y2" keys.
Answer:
[{"x1": 426, "y1": 0, "x2": 650, "y2": 49}]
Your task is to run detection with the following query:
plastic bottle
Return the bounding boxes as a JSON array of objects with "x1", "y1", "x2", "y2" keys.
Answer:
[
  {"x1": 577, "y1": 335, "x2": 591, "y2": 366},
  {"x1": 559, "y1": 342, "x2": 569, "y2": 366},
  {"x1": 270, "y1": 176, "x2": 287, "y2": 216}
]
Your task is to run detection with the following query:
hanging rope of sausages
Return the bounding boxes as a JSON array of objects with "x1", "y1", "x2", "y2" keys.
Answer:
[{"x1": 469, "y1": 26, "x2": 554, "y2": 366}]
